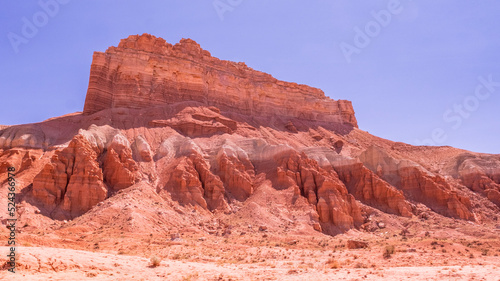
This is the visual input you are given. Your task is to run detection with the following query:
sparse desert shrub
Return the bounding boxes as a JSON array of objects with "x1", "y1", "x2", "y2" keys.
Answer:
[
  {"x1": 326, "y1": 258, "x2": 341, "y2": 269},
  {"x1": 150, "y1": 255, "x2": 161, "y2": 267},
  {"x1": 347, "y1": 240, "x2": 368, "y2": 249},
  {"x1": 383, "y1": 245, "x2": 395, "y2": 259},
  {"x1": 182, "y1": 273, "x2": 199, "y2": 281},
  {"x1": 354, "y1": 262, "x2": 368, "y2": 268},
  {"x1": 2, "y1": 253, "x2": 20, "y2": 270}
]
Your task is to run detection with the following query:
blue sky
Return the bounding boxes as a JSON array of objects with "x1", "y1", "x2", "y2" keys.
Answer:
[{"x1": 1, "y1": 0, "x2": 499, "y2": 153}]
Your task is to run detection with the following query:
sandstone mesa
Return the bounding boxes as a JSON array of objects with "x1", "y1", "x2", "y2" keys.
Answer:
[
  {"x1": 1, "y1": 33, "x2": 499, "y2": 232},
  {"x1": 0, "y1": 34, "x2": 500, "y2": 279}
]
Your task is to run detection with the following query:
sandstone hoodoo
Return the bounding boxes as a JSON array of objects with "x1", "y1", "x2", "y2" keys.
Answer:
[{"x1": 1, "y1": 34, "x2": 500, "y2": 241}]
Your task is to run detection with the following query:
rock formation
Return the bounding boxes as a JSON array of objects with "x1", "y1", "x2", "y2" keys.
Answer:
[
  {"x1": 83, "y1": 34, "x2": 358, "y2": 128},
  {"x1": 216, "y1": 144, "x2": 254, "y2": 201},
  {"x1": 359, "y1": 146, "x2": 472, "y2": 219},
  {"x1": 102, "y1": 134, "x2": 140, "y2": 191},
  {"x1": 32, "y1": 135, "x2": 107, "y2": 219},
  {"x1": 333, "y1": 159, "x2": 413, "y2": 217},
  {"x1": 31, "y1": 130, "x2": 142, "y2": 219},
  {"x1": 1, "y1": 34, "x2": 499, "y2": 238},
  {"x1": 458, "y1": 154, "x2": 500, "y2": 207},
  {"x1": 273, "y1": 150, "x2": 363, "y2": 234},
  {"x1": 164, "y1": 154, "x2": 224, "y2": 211}
]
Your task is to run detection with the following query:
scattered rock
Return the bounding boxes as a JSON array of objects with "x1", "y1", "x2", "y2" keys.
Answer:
[
  {"x1": 311, "y1": 134, "x2": 323, "y2": 141},
  {"x1": 347, "y1": 240, "x2": 368, "y2": 249},
  {"x1": 285, "y1": 121, "x2": 298, "y2": 133},
  {"x1": 313, "y1": 223, "x2": 322, "y2": 232},
  {"x1": 333, "y1": 140, "x2": 344, "y2": 153},
  {"x1": 170, "y1": 233, "x2": 180, "y2": 241},
  {"x1": 420, "y1": 213, "x2": 429, "y2": 220}
]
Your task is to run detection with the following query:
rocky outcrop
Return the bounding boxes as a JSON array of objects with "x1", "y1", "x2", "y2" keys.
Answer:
[
  {"x1": 31, "y1": 131, "x2": 142, "y2": 219},
  {"x1": 359, "y1": 146, "x2": 472, "y2": 220},
  {"x1": 0, "y1": 149, "x2": 38, "y2": 175},
  {"x1": 398, "y1": 164, "x2": 472, "y2": 219},
  {"x1": 83, "y1": 34, "x2": 358, "y2": 128},
  {"x1": 333, "y1": 159, "x2": 413, "y2": 217},
  {"x1": 164, "y1": 151, "x2": 228, "y2": 211},
  {"x1": 458, "y1": 155, "x2": 500, "y2": 207},
  {"x1": 132, "y1": 135, "x2": 153, "y2": 162},
  {"x1": 32, "y1": 135, "x2": 107, "y2": 219},
  {"x1": 273, "y1": 150, "x2": 363, "y2": 234},
  {"x1": 0, "y1": 125, "x2": 46, "y2": 149},
  {"x1": 216, "y1": 144, "x2": 254, "y2": 201},
  {"x1": 191, "y1": 152, "x2": 229, "y2": 211},
  {"x1": 150, "y1": 107, "x2": 237, "y2": 137},
  {"x1": 102, "y1": 135, "x2": 140, "y2": 191},
  {"x1": 165, "y1": 157, "x2": 207, "y2": 209}
]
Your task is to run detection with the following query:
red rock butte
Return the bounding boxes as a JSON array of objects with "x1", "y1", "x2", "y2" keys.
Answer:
[
  {"x1": 0, "y1": 34, "x2": 499, "y2": 241},
  {"x1": 2, "y1": 33, "x2": 500, "y2": 280},
  {"x1": 83, "y1": 34, "x2": 358, "y2": 128}
]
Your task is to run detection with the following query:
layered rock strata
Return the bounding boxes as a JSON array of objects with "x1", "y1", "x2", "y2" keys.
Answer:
[{"x1": 83, "y1": 34, "x2": 358, "y2": 127}]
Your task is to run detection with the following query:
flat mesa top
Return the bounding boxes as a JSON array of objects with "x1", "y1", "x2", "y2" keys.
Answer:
[{"x1": 83, "y1": 33, "x2": 358, "y2": 128}]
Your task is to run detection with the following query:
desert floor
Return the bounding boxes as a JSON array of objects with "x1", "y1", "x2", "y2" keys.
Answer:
[{"x1": 2, "y1": 230, "x2": 500, "y2": 281}]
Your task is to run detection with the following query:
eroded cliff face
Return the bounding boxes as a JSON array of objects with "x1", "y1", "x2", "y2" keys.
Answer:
[
  {"x1": 32, "y1": 135, "x2": 108, "y2": 220},
  {"x1": 31, "y1": 132, "x2": 142, "y2": 220},
  {"x1": 458, "y1": 155, "x2": 500, "y2": 207},
  {"x1": 1, "y1": 34, "x2": 499, "y2": 237},
  {"x1": 83, "y1": 34, "x2": 358, "y2": 127},
  {"x1": 358, "y1": 146, "x2": 472, "y2": 220}
]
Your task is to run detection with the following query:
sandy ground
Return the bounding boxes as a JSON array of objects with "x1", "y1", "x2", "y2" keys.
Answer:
[{"x1": 1, "y1": 246, "x2": 499, "y2": 281}]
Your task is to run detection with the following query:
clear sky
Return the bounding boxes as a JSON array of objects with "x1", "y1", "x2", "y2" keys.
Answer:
[{"x1": 1, "y1": 1, "x2": 499, "y2": 153}]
